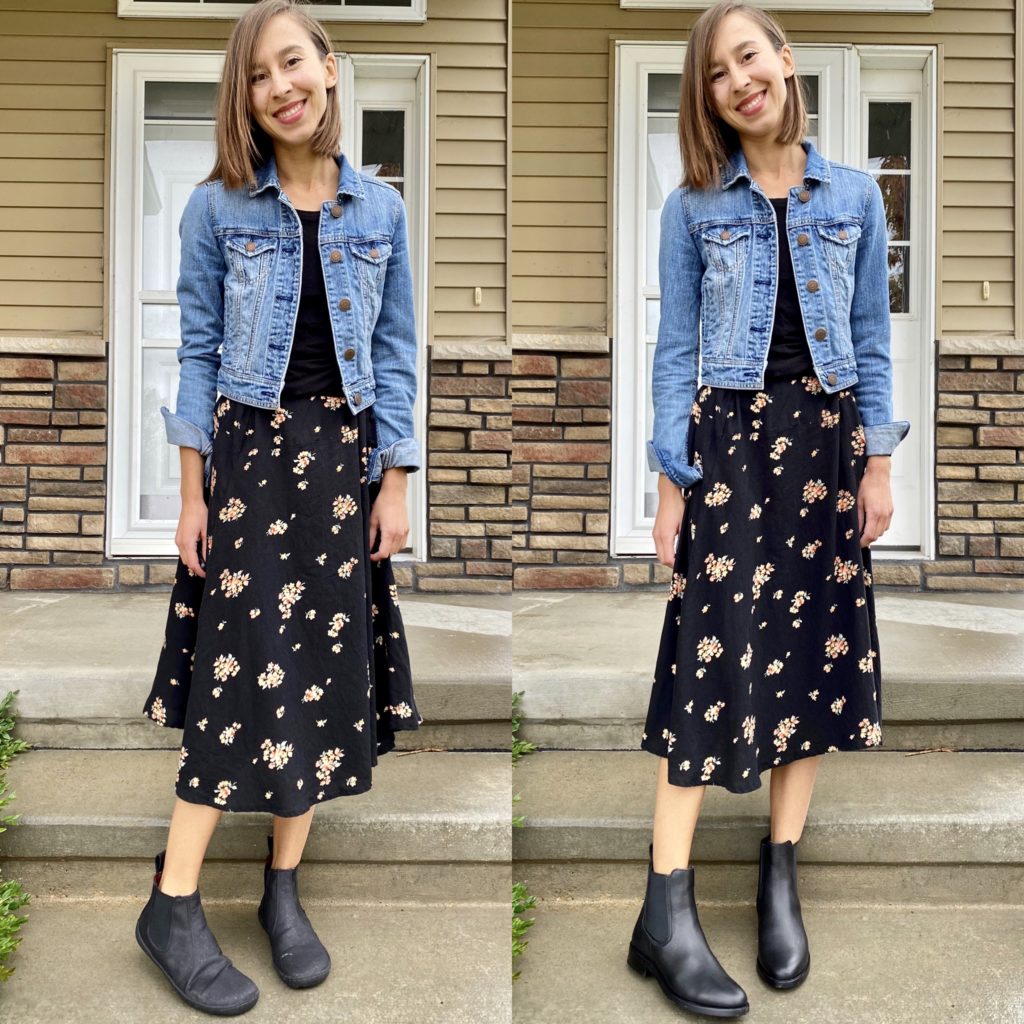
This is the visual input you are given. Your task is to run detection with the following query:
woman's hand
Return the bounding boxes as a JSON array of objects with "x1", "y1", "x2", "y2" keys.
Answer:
[
  {"x1": 652, "y1": 473, "x2": 687, "y2": 567},
  {"x1": 369, "y1": 467, "x2": 409, "y2": 561},
  {"x1": 858, "y1": 455, "x2": 894, "y2": 547},
  {"x1": 176, "y1": 497, "x2": 209, "y2": 578}
]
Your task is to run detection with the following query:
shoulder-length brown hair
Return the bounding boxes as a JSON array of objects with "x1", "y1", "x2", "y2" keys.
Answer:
[
  {"x1": 203, "y1": 0, "x2": 342, "y2": 191},
  {"x1": 678, "y1": 1, "x2": 807, "y2": 191}
]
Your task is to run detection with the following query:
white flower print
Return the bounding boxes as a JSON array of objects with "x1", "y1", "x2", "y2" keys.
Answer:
[
  {"x1": 261, "y1": 738, "x2": 294, "y2": 770},
  {"x1": 218, "y1": 497, "x2": 246, "y2": 522},
  {"x1": 751, "y1": 562, "x2": 775, "y2": 599},
  {"x1": 769, "y1": 436, "x2": 793, "y2": 461},
  {"x1": 339, "y1": 425, "x2": 358, "y2": 443},
  {"x1": 704, "y1": 701, "x2": 726, "y2": 723},
  {"x1": 148, "y1": 697, "x2": 167, "y2": 725},
  {"x1": 825, "y1": 634, "x2": 850, "y2": 660},
  {"x1": 700, "y1": 756, "x2": 721, "y2": 782},
  {"x1": 696, "y1": 636, "x2": 724, "y2": 663},
  {"x1": 749, "y1": 503, "x2": 762, "y2": 520},
  {"x1": 303, "y1": 685, "x2": 325, "y2": 702},
  {"x1": 219, "y1": 722, "x2": 242, "y2": 745},
  {"x1": 315, "y1": 747, "x2": 345, "y2": 787},
  {"x1": 801, "y1": 539, "x2": 822, "y2": 559},
  {"x1": 333, "y1": 495, "x2": 357, "y2": 521},
  {"x1": 742, "y1": 716, "x2": 756, "y2": 744},
  {"x1": 859, "y1": 650, "x2": 877, "y2": 673},
  {"x1": 836, "y1": 489, "x2": 856, "y2": 512},
  {"x1": 213, "y1": 780, "x2": 237, "y2": 806},
  {"x1": 257, "y1": 662, "x2": 285, "y2": 689},
  {"x1": 278, "y1": 580, "x2": 305, "y2": 619},
  {"x1": 858, "y1": 718, "x2": 882, "y2": 746},
  {"x1": 266, "y1": 519, "x2": 288, "y2": 536},
  {"x1": 662, "y1": 728, "x2": 676, "y2": 752},
  {"x1": 802, "y1": 479, "x2": 828, "y2": 504},
  {"x1": 173, "y1": 603, "x2": 195, "y2": 619},
  {"x1": 740, "y1": 643, "x2": 753, "y2": 670},
  {"x1": 327, "y1": 612, "x2": 351, "y2": 638},
  {"x1": 773, "y1": 715, "x2": 799, "y2": 752},
  {"x1": 830, "y1": 696, "x2": 847, "y2": 715},
  {"x1": 704, "y1": 482, "x2": 732, "y2": 507},
  {"x1": 851, "y1": 424, "x2": 866, "y2": 456},
  {"x1": 765, "y1": 659, "x2": 784, "y2": 677},
  {"x1": 219, "y1": 568, "x2": 251, "y2": 598},
  {"x1": 820, "y1": 408, "x2": 840, "y2": 428},
  {"x1": 292, "y1": 450, "x2": 316, "y2": 475},
  {"x1": 212, "y1": 653, "x2": 240, "y2": 683},
  {"x1": 833, "y1": 557, "x2": 860, "y2": 583},
  {"x1": 703, "y1": 553, "x2": 736, "y2": 582}
]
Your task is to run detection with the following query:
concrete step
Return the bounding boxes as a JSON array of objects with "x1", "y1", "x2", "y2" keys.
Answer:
[
  {"x1": 514, "y1": 591, "x2": 1024, "y2": 750},
  {"x1": 511, "y1": 899, "x2": 1024, "y2": 1024},
  {"x1": 3, "y1": 898, "x2": 510, "y2": 1024},
  {"x1": 3, "y1": 749, "x2": 510, "y2": 867},
  {"x1": 0, "y1": 591, "x2": 511, "y2": 751},
  {"x1": 512, "y1": 750, "x2": 1024, "y2": 904}
]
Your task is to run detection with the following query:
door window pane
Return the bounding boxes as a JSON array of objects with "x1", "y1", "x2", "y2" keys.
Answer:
[
  {"x1": 361, "y1": 109, "x2": 404, "y2": 194},
  {"x1": 869, "y1": 101, "x2": 911, "y2": 169}
]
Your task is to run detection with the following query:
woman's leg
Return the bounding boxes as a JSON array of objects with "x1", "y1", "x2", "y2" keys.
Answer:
[
  {"x1": 767, "y1": 755, "x2": 821, "y2": 841},
  {"x1": 270, "y1": 806, "x2": 315, "y2": 868},
  {"x1": 158, "y1": 798, "x2": 223, "y2": 895},
  {"x1": 652, "y1": 755, "x2": 706, "y2": 871}
]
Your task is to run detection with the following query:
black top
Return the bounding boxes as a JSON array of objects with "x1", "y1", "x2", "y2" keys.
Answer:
[
  {"x1": 280, "y1": 208, "x2": 344, "y2": 400},
  {"x1": 764, "y1": 196, "x2": 816, "y2": 381}
]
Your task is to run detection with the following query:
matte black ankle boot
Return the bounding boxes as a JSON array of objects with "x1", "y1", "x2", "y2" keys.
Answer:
[
  {"x1": 628, "y1": 846, "x2": 749, "y2": 1018},
  {"x1": 755, "y1": 834, "x2": 810, "y2": 988},
  {"x1": 135, "y1": 850, "x2": 260, "y2": 1016},
  {"x1": 257, "y1": 835, "x2": 331, "y2": 988}
]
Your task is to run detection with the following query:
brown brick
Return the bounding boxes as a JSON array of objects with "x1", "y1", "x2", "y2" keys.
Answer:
[
  {"x1": 54, "y1": 383, "x2": 106, "y2": 409},
  {"x1": 0, "y1": 466, "x2": 27, "y2": 485},
  {"x1": 968, "y1": 536, "x2": 997, "y2": 557},
  {"x1": 529, "y1": 534, "x2": 606, "y2": 551},
  {"x1": 117, "y1": 564, "x2": 147, "y2": 586},
  {"x1": 60, "y1": 428, "x2": 106, "y2": 443},
  {"x1": 0, "y1": 536, "x2": 25, "y2": 549},
  {"x1": 623, "y1": 563, "x2": 652, "y2": 585},
  {"x1": 926, "y1": 576, "x2": 1024, "y2": 591},
  {"x1": 921, "y1": 559, "x2": 974, "y2": 575},
  {"x1": 428, "y1": 412, "x2": 482, "y2": 429},
  {"x1": 511, "y1": 464, "x2": 530, "y2": 484},
  {"x1": 418, "y1": 577, "x2": 512, "y2": 593},
  {"x1": 9, "y1": 567, "x2": 114, "y2": 590},
  {"x1": 969, "y1": 357, "x2": 999, "y2": 370},
  {"x1": 937, "y1": 481, "x2": 1015, "y2": 502},
  {"x1": 561, "y1": 357, "x2": 611, "y2": 378},
  {"x1": 514, "y1": 442, "x2": 610, "y2": 464},
  {"x1": 977, "y1": 394, "x2": 1024, "y2": 409},
  {"x1": 515, "y1": 391, "x2": 556, "y2": 407},
  {"x1": 428, "y1": 469, "x2": 468, "y2": 483},
  {"x1": 582, "y1": 408, "x2": 612, "y2": 423},
  {"x1": 558, "y1": 380, "x2": 611, "y2": 407},
  {"x1": 1006, "y1": 358, "x2": 1024, "y2": 369},
  {"x1": 995, "y1": 520, "x2": 1024, "y2": 534},
  {"x1": 82, "y1": 467, "x2": 104, "y2": 481},
  {"x1": 429, "y1": 508, "x2": 465, "y2": 521},
  {"x1": 533, "y1": 465, "x2": 585, "y2": 478},
  {"x1": 2, "y1": 507, "x2": 25, "y2": 523},
  {"x1": 51, "y1": 411, "x2": 79, "y2": 425},
  {"x1": 57, "y1": 360, "x2": 106, "y2": 381},
  {"x1": 1, "y1": 550, "x2": 49, "y2": 564},
  {"x1": 531, "y1": 511, "x2": 584, "y2": 532},
  {"x1": 937, "y1": 371, "x2": 1013, "y2": 392},
  {"x1": 977, "y1": 503, "x2": 1024, "y2": 517},
  {"x1": 468, "y1": 505, "x2": 527, "y2": 521},
  {"x1": 557, "y1": 551, "x2": 608, "y2": 565},
  {"x1": 1002, "y1": 538, "x2": 1024, "y2": 557},
  {"x1": 469, "y1": 398, "x2": 509, "y2": 413},
  {"x1": 469, "y1": 430, "x2": 512, "y2": 451},
  {"x1": 430, "y1": 537, "x2": 458, "y2": 558},
  {"x1": 994, "y1": 411, "x2": 1024, "y2": 426},
  {"x1": 978, "y1": 466, "x2": 1024, "y2": 481},
  {"x1": 485, "y1": 415, "x2": 512, "y2": 430},
  {"x1": 554, "y1": 408, "x2": 583, "y2": 424},
  {"x1": 460, "y1": 361, "x2": 492, "y2": 374},
  {"x1": 515, "y1": 425, "x2": 562, "y2": 441},
  {"x1": 469, "y1": 469, "x2": 513, "y2": 485},
  {"x1": 428, "y1": 430, "x2": 466, "y2": 452},
  {"x1": 392, "y1": 565, "x2": 413, "y2": 589},
  {"x1": 148, "y1": 563, "x2": 179, "y2": 585},
  {"x1": 512, "y1": 354, "x2": 557, "y2": 376},
  {"x1": 935, "y1": 408, "x2": 990, "y2": 425},
  {"x1": 587, "y1": 465, "x2": 609, "y2": 479},
  {"x1": 872, "y1": 563, "x2": 921, "y2": 586},
  {"x1": 430, "y1": 522, "x2": 487, "y2": 537},
  {"x1": 27, "y1": 535, "x2": 104, "y2": 551},
  {"x1": 415, "y1": 563, "x2": 466, "y2": 577},
  {"x1": 33, "y1": 481, "x2": 105, "y2": 497},
  {"x1": 0, "y1": 410, "x2": 49, "y2": 425},
  {"x1": 0, "y1": 487, "x2": 27, "y2": 501},
  {"x1": 0, "y1": 394, "x2": 52, "y2": 408},
  {"x1": 459, "y1": 538, "x2": 487, "y2": 559},
  {"x1": 936, "y1": 465, "x2": 976, "y2": 480},
  {"x1": 26, "y1": 513, "x2": 79, "y2": 533},
  {"x1": 937, "y1": 503, "x2": 973, "y2": 518},
  {"x1": 431, "y1": 376, "x2": 506, "y2": 397},
  {"x1": 8, "y1": 427, "x2": 59, "y2": 442},
  {"x1": 938, "y1": 518, "x2": 993, "y2": 534},
  {"x1": 429, "y1": 485, "x2": 506, "y2": 505},
  {"x1": 430, "y1": 360, "x2": 459, "y2": 374},
  {"x1": 432, "y1": 398, "x2": 466, "y2": 412},
  {"x1": 937, "y1": 535, "x2": 965, "y2": 556},
  {"x1": 533, "y1": 478, "x2": 610, "y2": 496},
  {"x1": 938, "y1": 356, "x2": 966, "y2": 369},
  {"x1": 978, "y1": 426, "x2": 1024, "y2": 447},
  {"x1": 564, "y1": 427, "x2": 611, "y2": 440},
  {"x1": 6, "y1": 444, "x2": 105, "y2": 465},
  {"x1": 31, "y1": 466, "x2": 82, "y2": 480},
  {"x1": 937, "y1": 393, "x2": 975, "y2": 408},
  {"x1": 79, "y1": 411, "x2": 106, "y2": 425},
  {"x1": 431, "y1": 453, "x2": 506, "y2": 468},
  {"x1": 531, "y1": 494, "x2": 608, "y2": 510},
  {"x1": 513, "y1": 407, "x2": 553, "y2": 424},
  {"x1": 514, "y1": 548, "x2": 554, "y2": 564},
  {"x1": 935, "y1": 427, "x2": 975, "y2": 446},
  {"x1": 52, "y1": 552, "x2": 103, "y2": 565},
  {"x1": 938, "y1": 448, "x2": 1015, "y2": 464},
  {"x1": 0, "y1": 358, "x2": 54, "y2": 379},
  {"x1": 27, "y1": 497, "x2": 104, "y2": 511},
  {"x1": 466, "y1": 559, "x2": 512, "y2": 577},
  {"x1": 514, "y1": 566, "x2": 619, "y2": 589},
  {"x1": 974, "y1": 559, "x2": 1024, "y2": 574},
  {"x1": 491, "y1": 539, "x2": 512, "y2": 561}
]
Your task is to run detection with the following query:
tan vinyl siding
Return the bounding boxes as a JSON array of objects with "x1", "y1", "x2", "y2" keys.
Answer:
[
  {"x1": 512, "y1": 0, "x2": 1017, "y2": 336},
  {"x1": 0, "y1": 0, "x2": 508, "y2": 346}
]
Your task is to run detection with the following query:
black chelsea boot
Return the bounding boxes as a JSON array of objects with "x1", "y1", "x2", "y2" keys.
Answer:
[
  {"x1": 755, "y1": 834, "x2": 811, "y2": 988},
  {"x1": 135, "y1": 849, "x2": 260, "y2": 1016},
  {"x1": 628, "y1": 845, "x2": 750, "y2": 1018},
  {"x1": 257, "y1": 835, "x2": 331, "y2": 988}
]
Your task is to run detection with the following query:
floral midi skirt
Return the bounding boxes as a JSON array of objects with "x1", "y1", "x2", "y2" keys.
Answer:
[
  {"x1": 641, "y1": 374, "x2": 883, "y2": 793},
  {"x1": 143, "y1": 390, "x2": 420, "y2": 816}
]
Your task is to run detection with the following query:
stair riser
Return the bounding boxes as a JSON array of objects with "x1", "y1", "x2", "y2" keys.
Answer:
[{"x1": 516, "y1": 860, "x2": 1024, "y2": 906}]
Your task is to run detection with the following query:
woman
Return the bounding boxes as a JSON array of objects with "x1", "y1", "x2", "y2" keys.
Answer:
[
  {"x1": 628, "y1": 3, "x2": 910, "y2": 1017},
  {"x1": 136, "y1": 1, "x2": 420, "y2": 1014}
]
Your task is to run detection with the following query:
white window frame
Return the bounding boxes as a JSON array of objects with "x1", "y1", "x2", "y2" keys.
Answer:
[
  {"x1": 117, "y1": 0, "x2": 426, "y2": 22},
  {"x1": 107, "y1": 49, "x2": 430, "y2": 561},
  {"x1": 620, "y1": 0, "x2": 930, "y2": 11},
  {"x1": 611, "y1": 41, "x2": 935, "y2": 559}
]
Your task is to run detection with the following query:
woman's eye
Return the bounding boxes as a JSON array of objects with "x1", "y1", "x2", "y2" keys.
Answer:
[{"x1": 742, "y1": 50, "x2": 756, "y2": 61}]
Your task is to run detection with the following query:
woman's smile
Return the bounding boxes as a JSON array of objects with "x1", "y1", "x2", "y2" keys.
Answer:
[{"x1": 273, "y1": 98, "x2": 307, "y2": 125}]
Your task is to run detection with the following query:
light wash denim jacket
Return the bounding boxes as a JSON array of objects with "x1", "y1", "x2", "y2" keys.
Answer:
[
  {"x1": 160, "y1": 151, "x2": 420, "y2": 484},
  {"x1": 648, "y1": 138, "x2": 911, "y2": 488}
]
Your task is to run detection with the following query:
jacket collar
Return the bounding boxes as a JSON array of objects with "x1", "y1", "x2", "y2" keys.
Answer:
[
  {"x1": 248, "y1": 151, "x2": 366, "y2": 201},
  {"x1": 721, "y1": 138, "x2": 831, "y2": 191}
]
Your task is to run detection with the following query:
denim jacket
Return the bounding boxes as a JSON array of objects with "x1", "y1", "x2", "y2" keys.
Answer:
[
  {"x1": 648, "y1": 138, "x2": 910, "y2": 488},
  {"x1": 160, "y1": 151, "x2": 420, "y2": 484}
]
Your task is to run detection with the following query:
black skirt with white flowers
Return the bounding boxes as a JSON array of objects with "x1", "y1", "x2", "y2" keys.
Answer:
[
  {"x1": 641, "y1": 374, "x2": 883, "y2": 794},
  {"x1": 143, "y1": 390, "x2": 420, "y2": 816}
]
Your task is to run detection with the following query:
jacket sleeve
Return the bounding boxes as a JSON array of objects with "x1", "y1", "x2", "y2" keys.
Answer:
[
  {"x1": 646, "y1": 189, "x2": 705, "y2": 489},
  {"x1": 367, "y1": 192, "x2": 421, "y2": 483},
  {"x1": 849, "y1": 176, "x2": 911, "y2": 457},
  {"x1": 159, "y1": 183, "x2": 223, "y2": 469}
]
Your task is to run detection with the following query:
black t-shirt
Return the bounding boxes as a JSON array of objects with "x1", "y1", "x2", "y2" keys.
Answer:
[
  {"x1": 764, "y1": 196, "x2": 816, "y2": 381},
  {"x1": 280, "y1": 208, "x2": 344, "y2": 399}
]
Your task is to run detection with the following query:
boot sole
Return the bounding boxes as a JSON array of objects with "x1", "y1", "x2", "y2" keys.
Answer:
[
  {"x1": 627, "y1": 945, "x2": 750, "y2": 1018},
  {"x1": 755, "y1": 954, "x2": 811, "y2": 990},
  {"x1": 135, "y1": 920, "x2": 259, "y2": 1016}
]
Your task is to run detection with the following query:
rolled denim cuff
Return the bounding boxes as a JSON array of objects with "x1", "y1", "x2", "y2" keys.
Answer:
[
  {"x1": 863, "y1": 419, "x2": 911, "y2": 457},
  {"x1": 160, "y1": 406, "x2": 214, "y2": 457},
  {"x1": 368, "y1": 435, "x2": 421, "y2": 484},
  {"x1": 646, "y1": 440, "x2": 703, "y2": 489}
]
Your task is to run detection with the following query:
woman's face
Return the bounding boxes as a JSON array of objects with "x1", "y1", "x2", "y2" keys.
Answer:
[
  {"x1": 707, "y1": 11, "x2": 795, "y2": 143},
  {"x1": 249, "y1": 12, "x2": 337, "y2": 152}
]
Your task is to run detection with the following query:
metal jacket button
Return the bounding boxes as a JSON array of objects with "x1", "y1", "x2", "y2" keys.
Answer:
[
  {"x1": 330, "y1": 204, "x2": 342, "y2": 218},
  {"x1": 719, "y1": 229, "x2": 730, "y2": 241},
  {"x1": 826, "y1": 372, "x2": 838, "y2": 386},
  {"x1": 245, "y1": 241, "x2": 256, "y2": 252},
  {"x1": 343, "y1": 347, "x2": 355, "y2": 361},
  {"x1": 329, "y1": 250, "x2": 342, "y2": 263},
  {"x1": 807, "y1": 279, "x2": 820, "y2": 293},
  {"x1": 369, "y1": 247, "x2": 380, "y2": 258},
  {"x1": 352, "y1": 392, "x2": 362, "y2": 405},
  {"x1": 838, "y1": 229, "x2": 849, "y2": 240},
  {"x1": 798, "y1": 189, "x2": 811, "y2": 202},
  {"x1": 797, "y1": 232, "x2": 809, "y2": 246},
  {"x1": 814, "y1": 327, "x2": 827, "y2": 341},
  {"x1": 339, "y1": 298, "x2": 351, "y2": 311}
]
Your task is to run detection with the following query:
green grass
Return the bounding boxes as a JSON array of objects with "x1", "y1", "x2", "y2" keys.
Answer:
[
  {"x1": 0, "y1": 690, "x2": 31, "y2": 982},
  {"x1": 512, "y1": 690, "x2": 537, "y2": 980}
]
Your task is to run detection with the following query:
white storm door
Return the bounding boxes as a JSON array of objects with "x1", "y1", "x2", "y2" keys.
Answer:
[
  {"x1": 108, "y1": 51, "x2": 428, "y2": 559},
  {"x1": 611, "y1": 42, "x2": 850, "y2": 555}
]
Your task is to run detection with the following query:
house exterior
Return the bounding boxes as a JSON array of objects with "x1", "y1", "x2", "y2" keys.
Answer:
[
  {"x1": 0, "y1": 0, "x2": 512, "y2": 594},
  {"x1": 511, "y1": 0, "x2": 1024, "y2": 591}
]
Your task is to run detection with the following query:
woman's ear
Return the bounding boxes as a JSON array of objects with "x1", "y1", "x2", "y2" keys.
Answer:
[{"x1": 323, "y1": 50, "x2": 339, "y2": 90}]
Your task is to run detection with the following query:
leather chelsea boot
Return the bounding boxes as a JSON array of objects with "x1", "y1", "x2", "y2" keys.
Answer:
[
  {"x1": 755, "y1": 834, "x2": 810, "y2": 988},
  {"x1": 628, "y1": 846, "x2": 749, "y2": 1018},
  {"x1": 135, "y1": 850, "x2": 260, "y2": 1016},
  {"x1": 257, "y1": 835, "x2": 331, "y2": 988}
]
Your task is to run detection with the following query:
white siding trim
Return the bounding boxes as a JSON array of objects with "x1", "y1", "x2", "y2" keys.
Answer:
[
  {"x1": 117, "y1": 0, "x2": 426, "y2": 22},
  {"x1": 620, "y1": 0, "x2": 931, "y2": 11}
]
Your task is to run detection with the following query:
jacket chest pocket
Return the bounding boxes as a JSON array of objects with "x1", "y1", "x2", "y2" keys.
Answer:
[
  {"x1": 222, "y1": 235, "x2": 278, "y2": 370},
  {"x1": 816, "y1": 222, "x2": 861, "y2": 274},
  {"x1": 346, "y1": 239, "x2": 393, "y2": 331},
  {"x1": 699, "y1": 225, "x2": 751, "y2": 359},
  {"x1": 701, "y1": 224, "x2": 752, "y2": 274}
]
